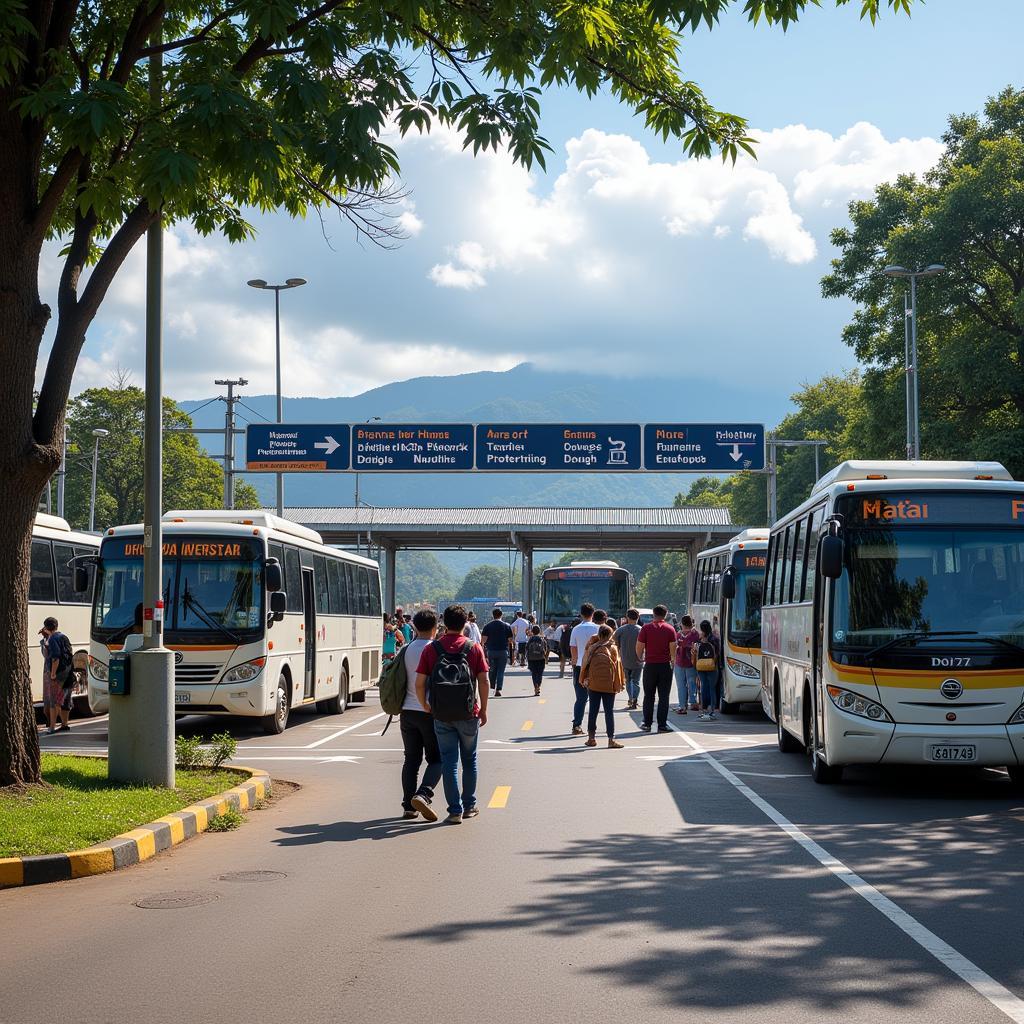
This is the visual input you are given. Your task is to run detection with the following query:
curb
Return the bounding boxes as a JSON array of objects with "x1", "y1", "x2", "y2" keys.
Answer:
[{"x1": 0, "y1": 765, "x2": 271, "y2": 889}]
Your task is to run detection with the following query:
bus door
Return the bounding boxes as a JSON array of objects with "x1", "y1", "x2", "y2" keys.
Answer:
[
  {"x1": 302, "y1": 568, "x2": 316, "y2": 699},
  {"x1": 809, "y1": 510, "x2": 827, "y2": 740}
]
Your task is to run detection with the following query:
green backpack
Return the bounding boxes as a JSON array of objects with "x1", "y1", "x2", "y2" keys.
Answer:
[{"x1": 378, "y1": 653, "x2": 408, "y2": 721}]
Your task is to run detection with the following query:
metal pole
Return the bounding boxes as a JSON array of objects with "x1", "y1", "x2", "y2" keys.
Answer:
[
  {"x1": 275, "y1": 288, "x2": 284, "y2": 516},
  {"x1": 767, "y1": 440, "x2": 777, "y2": 526},
  {"x1": 56, "y1": 425, "x2": 67, "y2": 518},
  {"x1": 904, "y1": 291, "x2": 912, "y2": 460},
  {"x1": 89, "y1": 437, "x2": 100, "y2": 532},
  {"x1": 354, "y1": 476, "x2": 360, "y2": 557},
  {"x1": 909, "y1": 273, "x2": 920, "y2": 459},
  {"x1": 814, "y1": 443, "x2": 820, "y2": 483},
  {"x1": 224, "y1": 384, "x2": 233, "y2": 509}
]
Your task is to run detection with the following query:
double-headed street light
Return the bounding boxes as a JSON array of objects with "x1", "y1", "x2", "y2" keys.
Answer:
[
  {"x1": 89, "y1": 428, "x2": 109, "y2": 532},
  {"x1": 882, "y1": 263, "x2": 945, "y2": 460},
  {"x1": 246, "y1": 277, "x2": 307, "y2": 515}
]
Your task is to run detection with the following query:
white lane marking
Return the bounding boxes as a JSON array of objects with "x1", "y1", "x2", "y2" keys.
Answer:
[
  {"x1": 732, "y1": 771, "x2": 808, "y2": 779},
  {"x1": 304, "y1": 711, "x2": 387, "y2": 748},
  {"x1": 669, "y1": 724, "x2": 1024, "y2": 1023}
]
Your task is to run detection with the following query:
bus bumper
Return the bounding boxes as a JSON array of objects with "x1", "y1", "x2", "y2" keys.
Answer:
[
  {"x1": 723, "y1": 679, "x2": 761, "y2": 704},
  {"x1": 881, "y1": 723, "x2": 1022, "y2": 766}
]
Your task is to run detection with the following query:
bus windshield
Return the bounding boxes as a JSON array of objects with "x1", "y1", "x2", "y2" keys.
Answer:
[
  {"x1": 541, "y1": 573, "x2": 630, "y2": 622},
  {"x1": 729, "y1": 561, "x2": 764, "y2": 646},
  {"x1": 93, "y1": 535, "x2": 265, "y2": 643}
]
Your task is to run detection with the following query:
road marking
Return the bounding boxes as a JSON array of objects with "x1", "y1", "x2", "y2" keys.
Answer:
[
  {"x1": 538, "y1": 699, "x2": 546, "y2": 704},
  {"x1": 732, "y1": 771, "x2": 808, "y2": 779},
  {"x1": 488, "y1": 785, "x2": 511, "y2": 808},
  {"x1": 668, "y1": 724, "x2": 1024, "y2": 1023},
  {"x1": 521, "y1": 720, "x2": 533, "y2": 731},
  {"x1": 305, "y1": 711, "x2": 387, "y2": 748}
]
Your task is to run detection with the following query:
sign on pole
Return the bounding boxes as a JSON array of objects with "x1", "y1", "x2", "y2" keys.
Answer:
[
  {"x1": 475, "y1": 423, "x2": 642, "y2": 472},
  {"x1": 643, "y1": 423, "x2": 765, "y2": 472},
  {"x1": 246, "y1": 424, "x2": 351, "y2": 472},
  {"x1": 352, "y1": 423, "x2": 474, "y2": 472}
]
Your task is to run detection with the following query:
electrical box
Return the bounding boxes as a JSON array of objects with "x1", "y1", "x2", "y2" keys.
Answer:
[{"x1": 108, "y1": 652, "x2": 131, "y2": 696}]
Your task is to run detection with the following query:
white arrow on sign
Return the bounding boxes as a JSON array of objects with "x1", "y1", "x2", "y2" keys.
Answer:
[
  {"x1": 715, "y1": 442, "x2": 746, "y2": 462},
  {"x1": 314, "y1": 436, "x2": 340, "y2": 456}
]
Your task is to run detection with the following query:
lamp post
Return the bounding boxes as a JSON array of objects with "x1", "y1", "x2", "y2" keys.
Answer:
[
  {"x1": 354, "y1": 416, "x2": 381, "y2": 556},
  {"x1": 882, "y1": 264, "x2": 945, "y2": 459},
  {"x1": 89, "y1": 428, "x2": 109, "y2": 531},
  {"x1": 246, "y1": 277, "x2": 307, "y2": 515}
]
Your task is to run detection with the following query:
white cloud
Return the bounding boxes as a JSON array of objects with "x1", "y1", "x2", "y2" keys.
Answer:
[{"x1": 428, "y1": 262, "x2": 488, "y2": 289}]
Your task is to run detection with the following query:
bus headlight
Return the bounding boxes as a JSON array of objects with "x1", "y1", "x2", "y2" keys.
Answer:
[
  {"x1": 89, "y1": 656, "x2": 108, "y2": 682},
  {"x1": 726, "y1": 657, "x2": 760, "y2": 679},
  {"x1": 222, "y1": 657, "x2": 266, "y2": 683},
  {"x1": 1008, "y1": 704, "x2": 1024, "y2": 725},
  {"x1": 826, "y1": 685, "x2": 892, "y2": 723}
]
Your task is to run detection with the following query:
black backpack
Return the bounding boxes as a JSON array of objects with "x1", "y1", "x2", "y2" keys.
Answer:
[
  {"x1": 427, "y1": 640, "x2": 477, "y2": 723},
  {"x1": 695, "y1": 638, "x2": 717, "y2": 672},
  {"x1": 53, "y1": 632, "x2": 74, "y2": 684},
  {"x1": 526, "y1": 635, "x2": 547, "y2": 661}
]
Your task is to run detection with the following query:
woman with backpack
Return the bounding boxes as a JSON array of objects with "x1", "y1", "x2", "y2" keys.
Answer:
[
  {"x1": 695, "y1": 619, "x2": 721, "y2": 722},
  {"x1": 526, "y1": 624, "x2": 548, "y2": 696},
  {"x1": 580, "y1": 624, "x2": 625, "y2": 748}
]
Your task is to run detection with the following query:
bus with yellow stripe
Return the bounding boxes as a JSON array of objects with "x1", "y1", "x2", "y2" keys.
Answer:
[
  {"x1": 691, "y1": 529, "x2": 769, "y2": 713},
  {"x1": 762, "y1": 461, "x2": 1024, "y2": 785}
]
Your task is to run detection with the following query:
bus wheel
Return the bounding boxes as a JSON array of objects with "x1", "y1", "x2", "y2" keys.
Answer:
[
  {"x1": 325, "y1": 667, "x2": 349, "y2": 716},
  {"x1": 810, "y1": 742, "x2": 843, "y2": 784},
  {"x1": 776, "y1": 688, "x2": 801, "y2": 753},
  {"x1": 262, "y1": 676, "x2": 290, "y2": 734},
  {"x1": 720, "y1": 700, "x2": 739, "y2": 715}
]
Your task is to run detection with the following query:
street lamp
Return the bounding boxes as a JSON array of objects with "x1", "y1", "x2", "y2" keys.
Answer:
[
  {"x1": 89, "y1": 428, "x2": 109, "y2": 531},
  {"x1": 246, "y1": 277, "x2": 307, "y2": 515},
  {"x1": 882, "y1": 263, "x2": 944, "y2": 459},
  {"x1": 354, "y1": 416, "x2": 381, "y2": 556}
]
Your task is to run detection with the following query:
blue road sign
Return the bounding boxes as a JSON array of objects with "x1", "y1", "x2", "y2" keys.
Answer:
[
  {"x1": 246, "y1": 423, "x2": 351, "y2": 472},
  {"x1": 643, "y1": 423, "x2": 765, "y2": 471},
  {"x1": 351, "y1": 423, "x2": 474, "y2": 472},
  {"x1": 476, "y1": 423, "x2": 642, "y2": 471}
]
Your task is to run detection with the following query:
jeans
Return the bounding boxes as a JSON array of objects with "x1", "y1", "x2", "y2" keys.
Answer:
[
  {"x1": 434, "y1": 718, "x2": 480, "y2": 816},
  {"x1": 399, "y1": 709, "x2": 442, "y2": 811},
  {"x1": 487, "y1": 649, "x2": 508, "y2": 692},
  {"x1": 587, "y1": 690, "x2": 616, "y2": 737},
  {"x1": 699, "y1": 670, "x2": 720, "y2": 711},
  {"x1": 572, "y1": 665, "x2": 588, "y2": 729},
  {"x1": 528, "y1": 660, "x2": 545, "y2": 689},
  {"x1": 642, "y1": 662, "x2": 674, "y2": 728},
  {"x1": 623, "y1": 665, "x2": 642, "y2": 703},
  {"x1": 517, "y1": 641, "x2": 527, "y2": 665},
  {"x1": 674, "y1": 664, "x2": 697, "y2": 707}
]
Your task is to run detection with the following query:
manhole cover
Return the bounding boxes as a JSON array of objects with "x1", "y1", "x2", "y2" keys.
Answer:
[
  {"x1": 135, "y1": 890, "x2": 219, "y2": 910},
  {"x1": 218, "y1": 870, "x2": 287, "y2": 883}
]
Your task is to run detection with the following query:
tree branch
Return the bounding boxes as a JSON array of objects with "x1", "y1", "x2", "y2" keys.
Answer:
[
  {"x1": 233, "y1": 0, "x2": 348, "y2": 77},
  {"x1": 138, "y1": 3, "x2": 245, "y2": 57}
]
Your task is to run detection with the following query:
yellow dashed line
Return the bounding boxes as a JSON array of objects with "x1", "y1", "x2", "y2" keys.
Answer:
[
  {"x1": 521, "y1": 720, "x2": 533, "y2": 731},
  {"x1": 538, "y1": 699, "x2": 546, "y2": 704},
  {"x1": 488, "y1": 786, "x2": 511, "y2": 809}
]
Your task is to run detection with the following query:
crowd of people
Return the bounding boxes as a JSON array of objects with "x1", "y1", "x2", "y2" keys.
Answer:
[{"x1": 386, "y1": 601, "x2": 725, "y2": 824}]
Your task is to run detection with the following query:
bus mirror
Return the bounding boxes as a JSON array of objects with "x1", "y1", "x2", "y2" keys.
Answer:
[
  {"x1": 819, "y1": 535, "x2": 844, "y2": 579},
  {"x1": 73, "y1": 565, "x2": 89, "y2": 593},
  {"x1": 264, "y1": 559, "x2": 283, "y2": 592},
  {"x1": 720, "y1": 567, "x2": 736, "y2": 600},
  {"x1": 269, "y1": 591, "x2": 287, "y2": 620}
]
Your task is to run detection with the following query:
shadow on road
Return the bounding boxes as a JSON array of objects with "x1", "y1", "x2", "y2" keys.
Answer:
[{"x1": 274, "y1": 816, "x2": 441, "y2": 844}]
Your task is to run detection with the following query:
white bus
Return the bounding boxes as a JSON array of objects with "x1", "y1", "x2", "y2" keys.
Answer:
[
  {"x1": 539, "y1": 562, "x2": 634, "y2": 625},
  {"x1": 690, "y1": 529, "x2": 769, "y2": 713},
  {"x1": 29, "y1": 513, "x2": 99, "y2": 710},
  {"x1": 87, "y1": 511, "x2": 383, "y2": 733},
  {"x1": 762, "y1": 461, "x2": 1024, "y2": 786}
]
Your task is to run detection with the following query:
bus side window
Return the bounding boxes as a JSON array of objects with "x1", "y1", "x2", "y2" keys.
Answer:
[
  {"x1": 284, "y1": 546, "x2": 302, "y2": 613},
  {"x1": 803, "y1": 508, "x2": 824, "y2": 599},
  {"x1": 355, "y1": 566, "x2": 371, "y2": 616},
  {"x1": 326, "y1": 558, "x2": 342, "y2": 614},
  {"x1": 29, "y1": 539, "x2": 56, "y2": 603},
  {"x1": 368, "y1": 567, "x2": 382, "y2": 617},
  {"x1": 763, "y1": 537, "x2": 775, "y2": 606},
  {"x1": 790, "y1": 520, "x2": 804, "y2": 604},
  {"x1": 778, "y1": 526, "x2": 792, "y2": 605},
  {"x1": 767, "y1": 534, "x2": 781, "y2": 606},
  {"x1": 269, "y1": 542, "x2": 286, "y2": 591},
  {"x1": 72, "y1": 545, "x2": 96, "y2": 600},
  {"x1": 54, "y1": 542, "x2": 78, "y2": 604},
  {"x1": 314, "y1": 555, "x2": 330, "y2": 614},
  {"x1": 344, "y1": 563, "x2": 357, "y2": 615}
]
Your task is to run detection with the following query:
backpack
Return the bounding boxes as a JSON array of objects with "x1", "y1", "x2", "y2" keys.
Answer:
[
  {"x1": 695, "y1": 638, "x2": 717, "y2": 672},
  {"x1": 584, "y1": 641, "x2": 620, "y2": 692},
  {"x1": 53, "y1": 632, "x2": 74, "y2": 684},
  {"x1": 427, "y1": 639, "x2": 477, "y2": 723},
  {"x1": 526, "y1": 635, "x2": 547, "y2": 662},
  {"x1": 378, "y1": 648, "x2": 408, "y2": 716}
]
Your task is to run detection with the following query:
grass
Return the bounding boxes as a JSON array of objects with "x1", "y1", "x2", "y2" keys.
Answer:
[{"x1": 0, "y1": 755, "x2": 241, "y2": 858}]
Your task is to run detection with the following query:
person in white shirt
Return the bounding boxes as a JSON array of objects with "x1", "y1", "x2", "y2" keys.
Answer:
[
  {"x1": 512, "y1": 611, "x2": 531, "y2": 666},
  {"x1": 568, "y1": 603, "x2": 599, "y2": 735},
  {"x1": 463, "y1": 611, "x2": 482, "y2": 644},
  {"x1": 401, "y1": 609, "x2": 443, "y2": 822}
]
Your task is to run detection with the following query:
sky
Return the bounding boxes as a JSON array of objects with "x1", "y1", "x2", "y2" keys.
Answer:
[{"x1": 43, "y1": 0, "x2": 1024, "y2": 424}]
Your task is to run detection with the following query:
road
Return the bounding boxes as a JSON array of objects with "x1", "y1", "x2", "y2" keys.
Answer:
[{"x1": 4, "y1": 662, "x2": 1024, "y2": 1024}]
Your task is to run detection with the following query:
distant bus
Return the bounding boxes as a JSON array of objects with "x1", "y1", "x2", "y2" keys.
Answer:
[
  {"x1": 539, "y1": 562, "x2": 633, "y2": 625},
  {"x1": 29, "y1": 514, "x2": 98, "y2": 710},
  {"x1": 87, "y1": 511, "x2": 383, "y2": 734},
  {"x1": 690, "y1": 529, "x2": 769, "y2": 713}
]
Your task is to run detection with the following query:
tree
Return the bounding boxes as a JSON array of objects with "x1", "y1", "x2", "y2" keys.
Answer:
[
  {"x1": 455, "y1": 565, "x2": 511, "y2": 603},
  {"x1": 395, "y1": 552, "x2": 455, "y2": 608},
  {"x1": 822, "y1": 87, "x2": 1024, "y2": 475},
  {"x1": 0, "y1": 2, "x2": 918, "y2": 787},
  {"x1": 636, "y1": 551, "x2": 689, "y2": 613}
]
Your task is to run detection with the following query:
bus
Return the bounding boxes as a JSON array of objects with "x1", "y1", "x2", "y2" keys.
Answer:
[
  {"x1": 86, "y1": 510, "x2": 383, "y2": 734},
  {"x1": 539, "y1": 562, "x2": 633, "y2": 625},
  {"x1": 691, "y1": 528, "x2": 769, "y2": 713},
  {"x1": 29, "y1": 513, "x2": 99, "y2": 711},
  {"x1": 762, "y1": 460, "x2": 1024, "y2": 786}
]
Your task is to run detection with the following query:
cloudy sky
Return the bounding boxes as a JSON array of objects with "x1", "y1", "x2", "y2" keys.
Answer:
[{"x1": 45, "y1": 0, "x2": 1024, "y2": 413}]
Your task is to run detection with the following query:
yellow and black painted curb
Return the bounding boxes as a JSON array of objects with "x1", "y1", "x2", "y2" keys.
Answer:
[{"x1": 0, "y1": 766, "x2": 271, "y2": 889}]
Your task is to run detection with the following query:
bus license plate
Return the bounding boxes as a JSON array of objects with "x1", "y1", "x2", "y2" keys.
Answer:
[
  {"x1": 929, "y1": 744, "x2": 976, "y2": 762},
  {"x1": 174, "y1": 691, "x2": 191, "y2": 704}
]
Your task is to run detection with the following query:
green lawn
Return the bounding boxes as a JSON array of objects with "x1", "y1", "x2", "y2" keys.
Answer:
[{"x1": 0, "y1": 755, "x2": 241, "y2": 858}]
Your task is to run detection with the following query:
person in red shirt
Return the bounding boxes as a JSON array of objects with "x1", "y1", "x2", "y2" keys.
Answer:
[
  {"x1": 415, "y1": 605, "x2": 489, "y2": 824},
  {"x1": 636, "y1": 604, "x2": 677, "y2": 733}
]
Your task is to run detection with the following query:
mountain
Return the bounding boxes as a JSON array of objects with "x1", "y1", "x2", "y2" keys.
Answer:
[{"x1": 181, "y1": 362, "x2": 786, "y2": 509}]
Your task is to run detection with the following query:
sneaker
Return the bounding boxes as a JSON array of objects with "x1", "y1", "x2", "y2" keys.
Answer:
[
  {"x1": 57, "y1": 724, "x2": 71, "y2": 732},
  {"x1": 696, "y1": 712, "x2": 713, "y2": 721},
  {"x1": 584, "y1": 735, "x2": 597, "y2": 747},
  {"x1": 571, "y1": 726, "x2": 584, "y2": 736},
  {"x1": 657, "y1": 726, "x2": 672, "y2": 734},
  {"x1": 411, "y1": 794, "x2": 438, "y2": 822},
  {"x1": 674, "y1": 707, "x2": 688, "y2": 715},
  {"x1": 46, "y1": 727, "x2": 56, "y2": 735},
  {"x1": 689, "y1": 702, "x2": 700, "y2": 711},
  {"x1": 534, "y1": 688, "x2": 541, "y2": 696},
  {"x1": 608, "y1": 738, "x2": 624, "y2": 749},
  {"x1": 463, "y1": 807, "x2": 480, "y2": 819},
  {"x1": 445, "y1": 813, "x2": 463, "y2": 824},
  {"x1": 494, "y1": 690, "x2": 502, "y2": 697},
  {"x1": 639, "y1": 723, "x2": 652, "y2": 732},
  {"x1": 401, "y1": 810, "x2": 418, "y2": 820}
]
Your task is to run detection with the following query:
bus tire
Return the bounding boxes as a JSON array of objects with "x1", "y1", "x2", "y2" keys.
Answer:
[
  {"x1": 1007, "y1": 765, "x2": 1024, "y2": 790},
  {"x1": 720, "y1": 699, "x2": 739, "y2": 715},
  {"x1": 262, "y1": 675, "x2": 290, "y2": 734},
  {"x1": 810, "y1": 742, "x2": 843, "y2": 785},
  {"x1": 325, "y1": 667, "x2": 349, "y2": 716},
  {"x1": 776, "y1": 684, "x2": 801, "y2": 753}
]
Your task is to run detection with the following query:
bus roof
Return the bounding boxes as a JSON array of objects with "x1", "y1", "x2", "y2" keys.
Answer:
[
  {"x1": 811, "y1": 460, "x2": 1012, "y2": 495},
  {"x1": 162, "y1": 509, "x2": 324, "y2": 545},
  {"x1": 566, "y1": 560, "x2": 621, "y2": 568},
  {"x1": 35, "y1": 512, "x2": 72, "y2": 532},
  {"x1": 731, "y1": 528, "x2": 769, "y2": 545}
]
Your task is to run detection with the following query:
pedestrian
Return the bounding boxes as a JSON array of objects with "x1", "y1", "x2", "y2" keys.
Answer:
[
  {"x1": 400, "y1": 609, "x2": 443, "y2": 821},
  {"x1": 558, "y1": 618, "x2": 575, "y2": 678},
  {"x1": 382, "y1": 613, "x2": 400, "y2": 664},
  {"x1": 526, "y1": 625, "x2": 548, "y2": 696},
  {"x1": 464, "y1": 611, "x2": 482, "y2": 644},
  {"x1": 592, "y1": 608, "x2": 608, "y2": 627},
  {"x1": 481, "y1": 606, "x2": 514, "y2": 696},
  {"x1": 40, "y1": 616, "x2": 74, "y2": 734},
  {"x1": 400, "y1": 613, "x2": 414, "y2": 645},
  {"x1": 636, "y1": 604, "x2": 676, "y2": 733},
  {"x1": 614, "y1": 608, "x2": 643, "y2": 710},
  {"x1": 695, "y1": 619, "x2": 722, "y2": 722},
  {"x1": 512, "y1": 610, "x2": 531, "y2": 666},
  {"x1": 569, "y1": 603, "x2": 599, "y2": 735},
  {"x1": 415, "y1": 605, "x2": 490, "y2": 824},
  {"x1": 581, "y1": 623, "x2": 625, "y2": 748},
  {"x1": 675, "y1": 614, "x2": 700, "y2": 715}
]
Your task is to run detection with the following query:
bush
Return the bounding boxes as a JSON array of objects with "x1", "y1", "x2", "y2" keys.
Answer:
[
  {"x1": 174, "y1": 731, "x2": 237, "y2": 770},
  {"x1": 207, "y1": 731, "x2": 237, "y2": 769},
  {"x1": 206, "y1": 807, "x2": 244, "y2": 832}
]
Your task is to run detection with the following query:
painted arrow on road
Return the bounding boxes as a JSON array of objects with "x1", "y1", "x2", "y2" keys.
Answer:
[{"x1": 314, "y1": 436, "x2": 341, "y2": 455}]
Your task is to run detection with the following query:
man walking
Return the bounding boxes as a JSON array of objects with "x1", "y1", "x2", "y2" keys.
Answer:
[
  {"x1": 481, "y1": 606, "x2": 514, "y2": 696},
  {"x1": 400, "y1": 609, "x2": 443, "y2": 821},
  {"x1": 636, "y1": 604, "x2": 676, "y2": 733},
  {"x1": 614, "y1": 608, "x2": 644, "y2": 710},
  {"x1": 415, "y1": 605, "x2": 489, "y2": 824},
  {"x1": 40, "y1": 616, "x2": 73, "y2": 734},
  {"x1": 569, "y1": 602, "x2": 599, "y2": 736},
  {"x1": 512, "y1": 610, "x2": 531, "y2": 666}
]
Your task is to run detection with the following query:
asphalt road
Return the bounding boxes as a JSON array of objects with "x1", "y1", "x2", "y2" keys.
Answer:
[{"x1": 5, "y1": 662, "x2": 1024, "y2": 1024}]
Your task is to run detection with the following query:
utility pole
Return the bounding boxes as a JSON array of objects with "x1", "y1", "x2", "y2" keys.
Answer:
[
  {"x1": 56, "y1": 424, "x2": 68, "y2": 518},
  {"x1": 215, "y1": 378, "x2": 248, "y2": 509}
]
